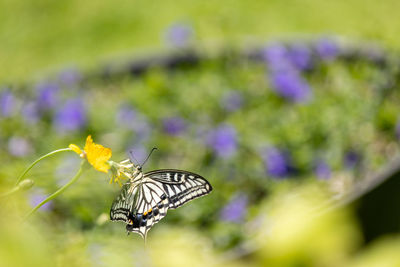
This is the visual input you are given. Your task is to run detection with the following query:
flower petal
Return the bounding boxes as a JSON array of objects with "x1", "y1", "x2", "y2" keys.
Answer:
[
  {"x1": 84, "y1": 135, "x2": 112, "y2": 173},
  {"x1": 69, "y1": 144, "x2": 82, "y2": 155}
]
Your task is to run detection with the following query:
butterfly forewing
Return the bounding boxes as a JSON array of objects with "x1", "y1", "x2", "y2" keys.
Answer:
[{"x1": 145, "y1": 169, "x2": 212, "y2": 209}]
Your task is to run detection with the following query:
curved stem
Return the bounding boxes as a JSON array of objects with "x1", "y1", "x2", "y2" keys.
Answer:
[
  {"x1": 0, "y1": 186, "x2": 20, "y2": 198},
  {"x1": 24, "y1": 161, "x2": 85, "y2": 220},
  {"x1": 15, "y1": 148, "x2": 72, "y2": 186}
]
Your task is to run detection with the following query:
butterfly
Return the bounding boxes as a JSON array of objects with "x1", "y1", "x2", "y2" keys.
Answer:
[{"x1": 110, "y1": 151, "x2": 212, "y2": 240}]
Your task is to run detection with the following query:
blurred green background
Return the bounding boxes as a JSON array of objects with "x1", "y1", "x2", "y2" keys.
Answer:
[
  {"x1": 2, "y1": 1, "x2": 400, "y2": 266},
  {"x1": 1, "y1": 0, "x2": 400, "y2": 82}
]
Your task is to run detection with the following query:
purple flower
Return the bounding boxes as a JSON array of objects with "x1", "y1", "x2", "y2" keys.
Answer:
[
  {"x1": 127, "y1": 144, "x2": 148, "y2": 164},
  {"x1": 220, "y1": 194, "x2": 248, "y2": 223},
  {"x1": 116, "y1": 104, "x2": 151, "y2": 141},
  {"x1": 206, "y1": 124, "x2": 238, "y2": 158},
  {"x1": 270, "y1": 70, "x2": 312, "y2": 103},
  {"x1": 261, "y1": 147, "x2": 290, "y2": 178},
  {"x1": 36, "y1": 82, "x2": 59, "y2": 110},
  {"x1": 59, "y1": 68, "x2": 82, "y2": 86},
  {"x1": 261, "y1": 43, "x2": 291, "y2": 71},
  {"x1": 116, "y1": 105, "x2": 137, "y2": 130},
  {"x1": 8, "y1": 137, "x2": 33, "y2": 157},
  {"x1": 221, "y1": 91, "x2": 243, "y2": 112},
  {"x1": 288, "y1": 43, "x2": 313, "y2": 70},
  {"x1": 162, "y1": 116, "x2": 186, "y2": 136},
  {"x1": 315, "y1": 38, "x2": 339, "y2": 61},
  {"x1": 134, "y1": 115, "x2": 152, "y2": 141},
  {"x1": 0, "y1": 90, "x2": 15, "y2": 117},
  {"x1": 53, "y1": 98, "x2": 86, "y2": 132},
  {"x1": 165, "y1": 23, "x2": 193, "y2": 47},
  {"x1": 22, "y1": 101, "x2": 41, "y2": 124},
  {"x1": 29, "y1": 189, "x2": 52, "y2": 211},
  {"x1": 314, "y1": 159, "x2": 331, "y2": 179},
  {"x1": 344, "y1": 150, "x2": 361, "y2": 169}
]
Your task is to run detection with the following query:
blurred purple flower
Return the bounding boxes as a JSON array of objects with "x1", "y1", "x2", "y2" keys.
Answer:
[
  {"x1": 127, "y1": 144, "x2": 148, "y2": 164},
  {"x1": 270, "y1": 70, "x2": 312, "y2": 102},
  {"x1": 261, "y1": 147, "x2": 290, "y2": 178},
  {"x1": 116, "y1": 105, "x2": 137, "y2": 130},
  {"x1": 165, "y1": 23, "x2": 193, "y2": 47},
  {"x1": 162, "y1": 116, "x2": 186, "y2": 136},
  {"x1": 22, "y1": 101, "x2": 41, "y2": 124},
  {"x1": 261, "y1": 43, "x2": 291, "y2": 71},
  {"x1": 206, "y1": 124, "x2": 238, "y2": 158},
  {"x1": 221, "y1": 91, "x2": 243, "y2": 112},
  {"x1": 116, "y1": 104, "x2": 151, "y2": 140},
  {"x1": 36, "y1": 82, "x2": 59, "y2": 110},
  {"x1": 288, "y1": 43, "x2": 313, "y2": 70},
  {"x1": 220, "y1": 194, "x2": 248, "y2": 223},
  {"x1": 314, "y1": 159, "x2": 331, "y2": 179},
  {"x1": 59, "y1": 68, "x2": 82, "y2": 86},
  {"x1": 0, "y1": 90, "x2": 15, "y2": 117},
  {"x1": 315, "y1": 38, "x2": 339, "y2": 61},
  {"x1": 344, "y1": 150, "x2": 361, "y2": 169},
  {"x1": 134, "y1": 115, "x2": 152, "y2": 141},
  {"x1": 29, "y1": 189, "x2": 52, "y2": 211},
  {"x1": 53, "y1": 98, "x2": 86, "y2": 132},
  {"x1": 8, "y1": 137, "x2": 33, "y2": 157}
]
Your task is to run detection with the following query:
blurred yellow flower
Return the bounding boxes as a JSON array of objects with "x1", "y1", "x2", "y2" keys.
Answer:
[{"x1": 69, "y1": 135, "x2": 112, "y2": 173}]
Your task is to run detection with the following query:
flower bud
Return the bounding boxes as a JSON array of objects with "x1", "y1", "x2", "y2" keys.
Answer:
[{"x1": 18, "y1": 179, "x2": 35, "y2": 190}]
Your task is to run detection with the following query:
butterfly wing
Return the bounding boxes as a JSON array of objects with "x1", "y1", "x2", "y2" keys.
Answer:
[
  {"x1": 110, "y1": 178, "x2": 170, "y2": 238},
  {"x1": 129, "y1": 178, "x2": 170, "y2": 238},
  {"x1": 110, "y1": 181, "x2": 138, "y2": 223},
  {"x1": 144, "y1": 169, "x2": 213, "y2": 209}
]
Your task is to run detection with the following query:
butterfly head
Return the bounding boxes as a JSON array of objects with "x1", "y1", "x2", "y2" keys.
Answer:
[{"x1": 129, "y1": 147, "x2": 157, "y2": 171}]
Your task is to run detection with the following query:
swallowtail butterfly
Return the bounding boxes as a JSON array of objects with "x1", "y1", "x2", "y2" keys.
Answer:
[{"x1": 110, "y1": 156, "x2": 212, "y2": 239}]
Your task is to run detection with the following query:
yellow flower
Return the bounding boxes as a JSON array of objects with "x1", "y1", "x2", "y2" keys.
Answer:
[{"x1": 69, "y1": 135, "x2": 112, "y2": 173}]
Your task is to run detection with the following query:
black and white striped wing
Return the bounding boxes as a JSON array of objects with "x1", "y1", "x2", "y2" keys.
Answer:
[
  {"x1": 110, "y1": 181, "x2": 138, "y2": 223},
  {"x1": 144, "y1": 169, "x2": 213, "y2": 209},
  {"x1": 110, "y1": 179, "x2": 170, "y2": 238}
]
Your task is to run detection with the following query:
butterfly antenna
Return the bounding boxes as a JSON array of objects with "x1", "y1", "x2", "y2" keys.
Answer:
[
  {"x1": 129, "y1": 150, "x2": 140, "y2": 165},
  {"x1": 141, "y1": 147, "x2": 157, "y2": 168}
]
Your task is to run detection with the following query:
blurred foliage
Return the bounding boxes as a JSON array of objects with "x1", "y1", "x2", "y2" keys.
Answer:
[{"x1": 1, "y1": 0, "x2": 400, "y2": 82}]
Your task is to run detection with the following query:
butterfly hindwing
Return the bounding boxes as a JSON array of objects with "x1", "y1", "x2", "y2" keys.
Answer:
[
  {"x1": 127, "y1": 179, "x2": 170, "y2": 238},
  {"x1": 144, "y1": 169, "x2": 213, "y2": 209},
  {"x1": 110, "y1": 182, "x2": 138, "y2": 223}
]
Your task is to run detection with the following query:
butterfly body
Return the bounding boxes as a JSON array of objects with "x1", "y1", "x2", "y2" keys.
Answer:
[{"x1": 110, "y1": 163, "x2": 212, "y2": 239}]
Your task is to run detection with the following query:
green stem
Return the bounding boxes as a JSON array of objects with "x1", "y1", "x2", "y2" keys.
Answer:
[
  {"x1": 24, "y1": 161, "x2": 85, "y2": 220},
  {"x1": 0, "y1": 186, "x2": 20, "y2": 198},
  {"x1": 15, "y1": 148, "x2": 72, "y2": 186}
]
